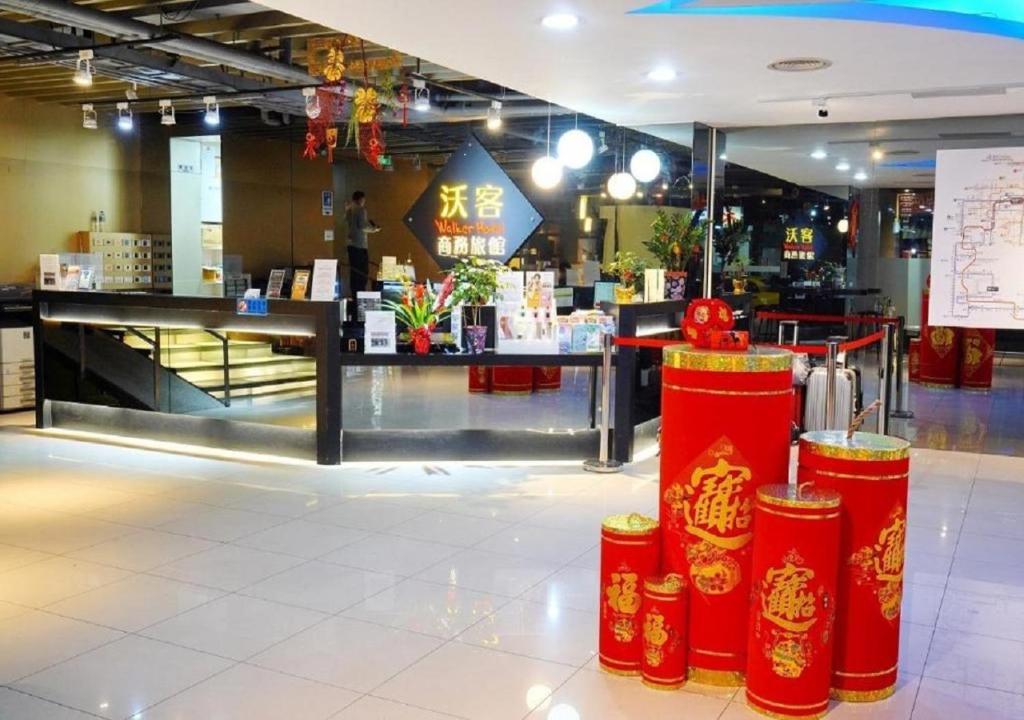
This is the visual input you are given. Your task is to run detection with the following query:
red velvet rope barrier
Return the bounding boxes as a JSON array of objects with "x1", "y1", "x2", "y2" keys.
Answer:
[
  {"x1": 756, "y1": 311, "x2": 899, "y2": 325},
  {"x1": 613, "y1": 330, "x2": 886, "y2": 356}
]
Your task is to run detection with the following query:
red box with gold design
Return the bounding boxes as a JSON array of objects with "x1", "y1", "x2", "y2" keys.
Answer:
[
  {"x1": 908, "y1": 339, "x2": 921, "y2": 383},
  {"x1": 797, "y1": 431, "x2": 910, "y2": 702},
  {"x1": 746, "y1": 485, "x2": 842, "y2": 719},
  {"x1": 919, "y1": 286, "x2": 960, "y2": 387},
  {"x1": 641, "y1": 574, "x2": 688, "y2": 690},
  {"x1": 533, "y1": 366, "x2": 562, "y2": 392},
  {"x1": 659, "y1": 344, "x2": 793, "y2": 686},
  {"x1": 468, "y1": 366, "x2": 492, "y2": 394},
  {"x1": 600, "y1": 513, "x2": 660, "y2": 676},
  {"x1": 959, "y1": 328, "x2": 995, "y2": 391},
  {"x1": 492, "y1": 366, "x2": 533, "y2": 395}
]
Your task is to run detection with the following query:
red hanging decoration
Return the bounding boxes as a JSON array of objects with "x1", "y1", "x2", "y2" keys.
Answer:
[
  {"x1": 325, "y1": 127, "x2": 338, "y2": 163},
  {"x1": 302, "y1": 132, "x2": 319, "y2": 160}
]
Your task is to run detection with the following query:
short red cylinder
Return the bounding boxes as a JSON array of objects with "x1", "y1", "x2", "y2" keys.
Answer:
[
  {"x1": 959, "y1": 328, "x2": 995, "y2": 390},
  {"x1": 600, "y1": 514, "x2": 660, "y2": 676},
  {"x1": 659, "y1": 345, "x2": 793, "y2": 686},
  {"x1": 797, "y1": 431, "x2": 911, "y2": 702},
  {"x1": 533, "y1": 366, "x2": 562, "y2": 392},
  {"x1": 746, "y1": 485, "x2": 841, "y2": 719},
  {"x1": 919, "y1": 288, "x2": 960, "y2": 387},
  {"x1": 908, "y1": 339, "x2": 921, "y2": 383},
  {"x1": 468, "y1": 366, "x2": 492, "y2": 394},
  {"x1": 641, "y1": 574, "x2": 688, "y2": 690},
  {"x1": 492, "y1": 366, "x2": 533, "y2": 395}
]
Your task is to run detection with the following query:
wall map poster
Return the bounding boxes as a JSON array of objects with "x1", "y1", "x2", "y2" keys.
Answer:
[{"x1": 403, "y1": 136, "x2": 543, "y2": 270}]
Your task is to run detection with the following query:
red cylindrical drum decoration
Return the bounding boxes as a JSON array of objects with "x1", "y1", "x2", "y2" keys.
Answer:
[
  {"x1": 797, "y1": 431, "x2": 911, "y2": 702},
  {"x1": 919, "y1": 286, "x2": 960, "y2": 387},
  {"x1": 746, "y1": 485, "x2": 841, "y2": 719},
  {"x1": 660, "y1": 345, "x2": 793, "y2": 686},
  {"x1": 533, "y1": 366, "x2": 562, "y2": 392},
  {"x1": 641, "y1": 574, "x2": 688, "y2": 690},
  {"x1": 959, "y1": 328, "x2": 995, "y2": 390},
  {"x1": 600, "y1": 514, "x2": 660, "y2": 676},
  {"x1": 908, "y1": 339, "x2": 921, "y2": 383},
  {"x1": 468, "y1": 366, "x2": 492, "y2": 394},
  {"x1": 492, "y1": 366, "x2": 533, "y2": 395}
]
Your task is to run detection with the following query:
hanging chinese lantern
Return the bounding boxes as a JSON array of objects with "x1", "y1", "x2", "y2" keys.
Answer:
[
  {"x1": 641, "y1": 574, "x2": 688, "y2": 690},
  {"x1": 798, "y1": 431, "x2": 910, "y2": 702},
  {"x1": 660, "y1": 345, "x2": 793, "y2": 686},
  {"x1": 746, "y1": 484, "x2": 841, "y2": 718},
  {"x1": 599, "y1": 513, "x2": 660, "y2": 676}
]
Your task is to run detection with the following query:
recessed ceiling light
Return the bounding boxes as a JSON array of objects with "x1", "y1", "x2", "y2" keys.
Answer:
[
  {"x1": 871, "y1": 148, "x2": 885, "y2": 161},
  {"x1": 854, "y1": 170, "x2": 868, "y2": 181},
  {"x1": 810, "y1": 149, "x2": 828, "y2": 160},
  {"x1": 647, "y1": 66, "x2": 677, "y2": 82},
  {"x1": 541, "y1": 13, "x2": 579, "y2": 30},
  {"x1": 835, "y1": 160, "x2": 851, "y2": 172},
  {"x1": 767, "y1": 57, "x2": 832, "y2": 73}
]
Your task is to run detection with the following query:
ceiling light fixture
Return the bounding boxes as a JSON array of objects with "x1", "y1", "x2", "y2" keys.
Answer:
[
  {"x1": 810, "y1": 149, "x2": 828, "y2": 160},
  {"x1": 531, "y1": 104, "x2": 563, "y2": 190},
  {"x1": 871, "y1": 147, "x2": 885, "y2": 161},
  {"x1": 629, "y1": 148, "x2": 661, "y2": 183},
  {"x1": 486, "y1": 100, "x2": 502, "y2": 131},
  {"x1": 81, "y1": 103, "x2": 97, "y2": 130},
  {"x1": 116, "y1": 101, "x2": 132, "y2": 131},
  {"x1": 125, "y1": 82, "x2": 138, "y2": 101},
  {"x1": 837, "y1": 218, "x2": 850, "y2": 233},
  {"x1": 203, "y1": 95, "x2": 220, "y2": 126},
  {"x1": 73, "y1": 49, "x2": 94, "y2": 87},
  {"x1": 854, "y1": 170, "x2": 868, "y2": 182},
  {"x1": 835, "y1": 160, "x2": 851, "y2": 172},
  {"x1": 557, "y1": 123, "x2": 594, "y2": 170},
  {"x1": 767, "y1": 57, "x2": 832, "y2": 73},
  {"x1": 412, "y1": 78, "x2": 430, "y2": 112},
  {"x1": 541, "y1": 12, "x2": 579, "y2": 30},
  {"x1": 302, "y1": 87, "x2": 321, "y2": 119},
  {"x1": 607, "y1": 129, "x2": 637, "y2": 200},
  {"x1": 158, "y1": 99, "x2": 175, "y2": 126},
  {"x1": 646, "y1": 66, "x2": 676, "y2": 82}
]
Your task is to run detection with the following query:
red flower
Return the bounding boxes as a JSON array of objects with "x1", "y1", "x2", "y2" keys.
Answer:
[{"x1": 415, "y1": 284, "x2": 425, "y2": 302}]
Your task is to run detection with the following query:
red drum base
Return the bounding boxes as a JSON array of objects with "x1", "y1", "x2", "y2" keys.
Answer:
[
  {"x1": 492, "y1": 366, "x2": 533, "y2": 395},
  {"x1": 468, "y1": 366, "x2": 492, "y2": 394},
  {"x1": 533, "y1": 366, "x2": 562, "y2": 392}
]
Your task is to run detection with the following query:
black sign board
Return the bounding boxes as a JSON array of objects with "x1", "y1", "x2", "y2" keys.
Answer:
[{"x1": 403, "y1": 136, "x2": 543, "y2": 270}]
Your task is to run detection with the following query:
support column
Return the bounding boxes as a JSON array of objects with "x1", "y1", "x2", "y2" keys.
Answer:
[{"x1": 691, "y1": 123, "x2": 726, "y2": 298}]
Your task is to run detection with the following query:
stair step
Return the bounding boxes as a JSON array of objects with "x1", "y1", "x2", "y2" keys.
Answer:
[
  {"x1": 210, "y1": 378, "x2": 317, "y2": 400},
  {"x1": 190, "y1": 370, "x2": 318, "y2": 391}
]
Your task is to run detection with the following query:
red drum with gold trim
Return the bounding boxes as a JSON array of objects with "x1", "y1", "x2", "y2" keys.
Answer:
[
  {"x1": 908, "y1": 339, "x2": 920, "y2": 383},
  {"x1": 492, "y1": 366, "x2": 533, "y2": 395},
  {"x1": 919, "y1": 287, "x2": 960, "y2": 387},
  {"x1": 468, "y1": 366, "x2": 492, "y2": 394},
  {"x1": 746, "y1": 485, "x2": 841, "y2": 719},
  {"x1": 797, "y1": 431, "x2": 911, "y2": 702},
  {"x1": 959, "y1": 328, "x2": 995, "y2": 391},
  {"x1": 641, "y1": 574, "x2": 688, "y2": 690},
  {"x1": 533, "y1": 366, "x2": 562, "y2": 392},
  {"x1": 660, "y1": 345, "x2": 793, "y2": 686},
  {"x1": 600, "y1": 514, "x2": 660, "y2": 676}
]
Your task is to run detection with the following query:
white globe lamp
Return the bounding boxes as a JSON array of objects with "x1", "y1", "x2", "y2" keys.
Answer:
[
  {"x1": 629, "y1": 149, "x2": 661, "y2": 183},
  {"x1": 607, "y1": 172, "x2": 637, "y2": 200},
  {"x1": 531, "y1": 155, "x2": 563, "y2": 189},
  {"x1": 556, "y1": 129, "x2": 594, "y2": 170}
]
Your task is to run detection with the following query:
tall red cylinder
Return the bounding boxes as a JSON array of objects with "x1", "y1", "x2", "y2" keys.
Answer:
[
  {"x1": 533, "y1": 366, "x2": 562, "y2": 392},
  {"x1": 959, "y1": 328, "x2": 995, "y2": 390},
  {"x1": 660, "y1": 345, "x2": 793, "y2": 686},
  {"x1": 746, "y1": 485, "x2": 841, "y2": 719},
  {"x1": 599, "y1": 513, "x2": 660, "y2": 676},
  {"x1": 492, "y1": 366, "x2": 533, "y2": 395},
  {"x1": 908, "y1": 339, "x2": 921, "y2": 383},
  {"x1": 919, "y1": 286, "x2": 960, "y2": 387},
  {"x1": 468, "y1": 366, "x2": 492, "y2": 394},
  {"x1": 797, "y1": 431, "x2": 911, "y2": 702},
  {"x1": 641, "y1": 574, "x2": 688, "y2": 690}
]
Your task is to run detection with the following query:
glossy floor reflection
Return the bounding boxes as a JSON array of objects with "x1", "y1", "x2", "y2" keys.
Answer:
[{"x1": 0, "y1": 420, "x2": 1022, "y2": 719}]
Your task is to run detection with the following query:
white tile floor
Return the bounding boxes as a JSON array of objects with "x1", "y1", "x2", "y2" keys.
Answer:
[{"x1": 0, "y1": 418, "x2": 1022, "y2": 719}]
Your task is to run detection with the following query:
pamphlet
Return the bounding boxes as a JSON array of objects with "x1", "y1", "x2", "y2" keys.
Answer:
[
  {"x1": 495, "y1": 270, "x2": 558, "y2": 354},
  {"x1": 644, "y1": 268, "x2": 665, "y2": 303},
  {"x1": 39, "y1": 254, "x2": 60, "y2": 289},
  {"x1": 266, "y1": 269, "x2": 286, "y2": 299},
  {"x1": 356, "y1": 291, "x2": 382, "y2": 322},
  {"x1": 61, "y1": 265, "x2": 82, "y2": 291},
  {"x1": 290, "y1": 269, "x2": 310, "y2": 300},
  {"x1": 364, "y1": 310, "x2": 396, "y2": 354},
  {"x1": 310, "y1": 258, "x2": 338, "y2": 301},
  {"x1": 594, "y1": 281, "x2": 616, "y2": 307},
  {"x1": 380, "y1": 256, "x2": 398, "y2": 280}
]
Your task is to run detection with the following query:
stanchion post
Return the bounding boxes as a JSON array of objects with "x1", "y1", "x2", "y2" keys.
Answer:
[
  {"x1": 891, "y1": 315, "x2": 915, "y2": 419},
  {"x1": 877, "y1": 323, "x2": 893, "y2": 435},
  {"x1": 584, "y1": 332, "x2": 623, "y2": 473},
  {"x1": 824, "y1": 337, "x2": 841, "y2": 431}
]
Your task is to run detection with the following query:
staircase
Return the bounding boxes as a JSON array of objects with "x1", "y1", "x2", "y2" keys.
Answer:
[{"x1": 121, "y1": 330, "x2": 317, "y2": 403}]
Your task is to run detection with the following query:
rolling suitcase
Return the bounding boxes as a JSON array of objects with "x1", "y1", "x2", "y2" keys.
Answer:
[{"x1": 803, "y1": 366, "x2": 858, "y2": 431}]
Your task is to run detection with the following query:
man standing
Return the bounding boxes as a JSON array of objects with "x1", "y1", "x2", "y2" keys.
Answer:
[{"x1": 345, "y1": 191, "x2": 378, "y2": 297}]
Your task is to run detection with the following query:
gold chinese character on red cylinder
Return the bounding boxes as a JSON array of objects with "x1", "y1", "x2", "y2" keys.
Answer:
[
  {"x1": 600, "y1": 513, "x2": 660, "y2": 676},
  {"x1": 919, "y1": 285, "x2": 960, "y2": 387},
  {"x1": 746, "y1": 485, "x2": 841, "y2": 719},
  {"x1": 959, "y1": 328, "x2": 995, "y2": 390},
  {"x1": 641, "y1": 574, "x2": 688, "y2": 690},
  {"x1": 660, "y1": 345, "x2": 793, "y2": 686},
  {"x1": 908, "y1": 339, "x2": 921, "y2": 383},
  {"x1": 798, "y1": 431, "x2": 911, "y2": 702},
  {"x1": 468, "y1": 366, "x2": 491, "y2": 393}
]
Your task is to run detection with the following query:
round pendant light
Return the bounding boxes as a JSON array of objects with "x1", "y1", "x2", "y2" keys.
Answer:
[
  {"x1": 837, "y1": 218, "x2": 850, "y2": 234},
  {"x1": 557, "y1": 128, "x2": 594, "y2": 170},
  {"x1": 607, "y1": 172, "x2": 637, "y2": 200},
  {"x1": 532, "y1": 156, "x2": 563, "y2": 190},
  {"x1": 629, "y1": 148, "x2": 661, "y2": 183}
]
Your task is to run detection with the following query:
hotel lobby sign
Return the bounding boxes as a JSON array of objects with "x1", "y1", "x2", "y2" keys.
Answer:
[{"x1": 404, "y1": 136, "x2": 543, "y2": 269}]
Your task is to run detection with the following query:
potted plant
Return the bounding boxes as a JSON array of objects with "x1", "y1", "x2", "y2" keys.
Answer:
[
  {"x1": 384, "y1": 275, "x2": 453, "y2": 355},
  {"x1": 643, "y1": 209, "x2": 704, "y2": 300},
  {"x1": 603, "y1": 251, "x2": 647, "y2": 303},
  {"x1": 450, "y1": 257, "x2": 502, "y2": 354}
]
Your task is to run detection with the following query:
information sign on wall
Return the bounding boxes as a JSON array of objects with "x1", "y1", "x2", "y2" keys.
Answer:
[{"x1": 403, "y1": 137, "x2": 543, "y2": 269}]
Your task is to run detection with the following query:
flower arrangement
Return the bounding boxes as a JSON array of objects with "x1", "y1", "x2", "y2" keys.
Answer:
[
  {"x1": 644, "y1": 209, "x2": 704, "y2": 272},
  {"x1": 384, "y1": 275, "x2": 453, "y2": 354},
  {"x1": 450, "y1": 257, "x2": 502, "y2": 328},
  {"x1": 604, "y1": 251, "x2": 648, "y2": 291}
]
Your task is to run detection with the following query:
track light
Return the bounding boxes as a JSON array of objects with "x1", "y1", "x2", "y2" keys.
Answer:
[
  {"x1": 73, "y1": 49, "x2": 94, "y2": 87},
  {"x1": 116, "y1": 102, "x2": 132, "y2": 131},
  {"x1": 412, "y1": 78, "x2": 430, "y2": 112},
  {"x1": 302, "y1": 87, "x2": 321, "y2": 119},
  {"x1": 158, "y1": 99, "x2": 176, "y2": 126},
  {"x1": 486, "y1": 100, "x2": 502, "y2": 131},
  {"x1": 203, "y1": 95, "x2": 220, "y2": 126},
  {"x1": 81, "y1": 103, "x2": 97, "y2": 130}
]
